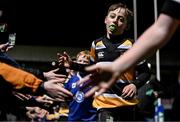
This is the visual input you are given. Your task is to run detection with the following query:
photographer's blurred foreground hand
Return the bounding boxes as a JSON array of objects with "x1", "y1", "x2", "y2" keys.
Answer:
[
  {"x1": 44, "y1": 79, "x2": 73, "y2": 102},
  {"x1": 78, "y1": 62, "x2": 120, "y2": 98}
]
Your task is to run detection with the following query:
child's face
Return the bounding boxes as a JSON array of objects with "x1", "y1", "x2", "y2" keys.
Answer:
[
  {"x1": 76, "y1": 55, "x2": 90, "y2": 65},
  {"x1": 105, "y1": 7, "x2": 128, "y2": 36}
]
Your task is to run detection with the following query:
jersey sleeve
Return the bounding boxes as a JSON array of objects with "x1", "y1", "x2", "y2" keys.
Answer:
[
  {"x1": 0, "y1": 62, "x2": 42, "y2": 93},
  {"x1": 90, "y1": 41, "x2": 96, "y2": 62},
  {"x1": 161, "y1": 0, "x2": 180, "y2": 20}
]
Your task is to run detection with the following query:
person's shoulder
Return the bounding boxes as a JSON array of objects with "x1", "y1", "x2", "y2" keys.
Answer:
[
  {"x1": 123, "y1": 38, "x2": 134, "y2": 45},
  {"x1": 126, "y1": 38, "x2": 134, "y2": 42}
]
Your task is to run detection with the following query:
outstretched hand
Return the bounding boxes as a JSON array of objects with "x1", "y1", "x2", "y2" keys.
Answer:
[
  {"x1": 57, "y1": 51, "x2": 72, "y2": 68},
  {"x1": 44, "y1": 79, "x2": 73, "y2": 102},
  {"x1": 121, "y1": 83, "x2": 137, "y2": 99},
  {"x1": 43, "y1": 68, "x2": 67, "y2": 80},
  {"x1": 78, "y1": 62, "x2": 120, "y2": 98},
  {"x1": 0, "y1": 42, "x2": 13, "y2": 52}
]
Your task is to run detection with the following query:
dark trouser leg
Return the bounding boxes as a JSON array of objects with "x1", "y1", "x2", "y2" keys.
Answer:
[
  {"x1": 97, "y1": 108, "x2": 114, "y2": 122},
  {"x1": 97, "y1": 106, "x2": 137, "y2": 122}
]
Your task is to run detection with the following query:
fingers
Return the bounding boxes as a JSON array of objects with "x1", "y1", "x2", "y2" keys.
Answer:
[
  {"x1": 14, "y1": 94, "x2": 25, "y2": 101},
  {"x1": 13, "y1": 92, "x2": 31, "y2": 101},
  {"x1": 56, "y1": 97, "x2": 65, "y2": 102},
  {"x1": 44, "y1": 80, "x2": 73, "y2": 98},
  {"x1": 53, "y1": 82, "x2": 73, "y2": 97},
  {"x1": 6, "y1": 45, "x2": 13, "y2": 51},
  {"x1": 45, "y1": 93, "x2": 66, "y2": 102},
  {"x1": 41, "y1": 99, "x2": 53, "y2": 104},
  {"x1": 58, "y1": 78, "x2": 66, "y2": 83},
  {"x1": 94, "y1": 88, "x2": 106, "y2": 97},
  {"x1": 63, "y1": 51, "x2": 69, "y2": 57},
  {"x1": 94, "y1": 82, "x2": 109, "y2": 97},
  {"x1": 36, "y1": 96, "x2": 53, "y2": 104},
  {"x1": 58, "y1": 57, "x2": 64, "y2": 63},
  {"x1": 121, "y1": 90, "x2": 133, "y2": 98},
  {"x1": 59, "y1": 52, "x2": 69, "y2": 61},
  {"x1": 1, "y1": 43, "x2": 9, "y2": 48},
  {"x1": 57, "y1": 53, "x2": 65, "y2": 63},
  {"x1": 58, "y1": 87, "x2": 73, "y2": 97},
  {"x1": 53, "y1": 74, "x2": 67, "y2": 78},
  {"x1": 84, "y1": 85, "x2": 107, "y2": 98},
  {"x1": 63, "y1": 52, "x2": 71, "y2": 60},
  {"x1": 79, "y1": 74, "x2": 100, "y2": 92},
  {"x1": 0, "y1": 43, "x2": 9, "y2": 52},
  {"x1": 77, "y1": 72, "x2": 113, "y2": 98},
  {"x1": 57, "y1": 90, "x2": 72, "y2": 98},
  {"x1": 26, "y1": 107, "x2": 34, "y2": 111},
  {"x1": 50, "y1": 79, "x2": 65, "y2": 84},
  {"x1": 54, "y1": 97, "x2": 65, "y2": 102},
  {"x1": 84, "y1": 86, "x2": 99, "y2": 98},
  {"x1": 121, "y1": 85, "x2": 136, "y2": 98},
  {"x1": 51, "y1": 68, "x2": 59, "y2": 72},
  {"x1": 106, "y1": 76, "x2": 118, "y2": 89},
  {"x1": 77, "y1": 74, "x2": 92, "y2": 86},
  {"x1": 42, "y1": 95, "x2": 54, "y2": 101}
]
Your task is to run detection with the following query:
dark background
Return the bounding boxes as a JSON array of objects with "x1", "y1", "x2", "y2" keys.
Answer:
[{"x1": 3, "y1": 0, "x2": 179, "y2": 50}]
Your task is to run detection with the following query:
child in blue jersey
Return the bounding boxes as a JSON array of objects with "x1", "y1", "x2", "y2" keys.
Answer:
[{"x1": 64, "y1": 50, "x2": 97, "y2": 122}]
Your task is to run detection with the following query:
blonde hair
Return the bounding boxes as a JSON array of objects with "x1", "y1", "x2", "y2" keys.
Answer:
[{"x1": 76, "y1": 50, "x2": 91, "y2": 61}]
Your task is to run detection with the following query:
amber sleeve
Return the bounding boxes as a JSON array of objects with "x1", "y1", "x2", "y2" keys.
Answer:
[{"x1": 0, "y1": 62, "x2": 43, "y2": 93}]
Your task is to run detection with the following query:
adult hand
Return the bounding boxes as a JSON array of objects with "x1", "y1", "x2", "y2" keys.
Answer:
[
  {"x1": 26, "y1": 106, "x2": 48, "y2": 120},
  {"x1": 43, "y1": 68, "x2": 67, "y2": 80},
  {"x1": 44, "y1": 79, "x2": 73, "y2": 102},
  {"x1": 12, "y1": 91, "x2": 32, "y2": 101},
  {"x1": 35, "y1": 95, "x2": 54, "y2": 105},
  {"x1": 0, "y1": 42, "x2": 13, "y2": 52},
  {"x1": 78, "y1": 62, "x2": 120, "y2": 98}
]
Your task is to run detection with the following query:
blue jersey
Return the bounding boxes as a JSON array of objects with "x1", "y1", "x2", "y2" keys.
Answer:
[{"x1": 64, "y1": 73, "x2": 97, "y2": 122}]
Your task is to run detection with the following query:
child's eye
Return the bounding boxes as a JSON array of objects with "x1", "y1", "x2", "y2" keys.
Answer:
[
  {"x1": 119, "y1": 17, "x2": 126, "y2": 23},
  {"x1": 109, "y1": 14, "x2": 116, "y2": 19},
  {"x1": 119, "y1": 18, "x2": 124, "y2": 22}
]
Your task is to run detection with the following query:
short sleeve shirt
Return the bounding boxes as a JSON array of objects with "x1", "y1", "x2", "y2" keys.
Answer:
[{"x1": 161, "y1": 0, "x2": 180, "y2": 19}]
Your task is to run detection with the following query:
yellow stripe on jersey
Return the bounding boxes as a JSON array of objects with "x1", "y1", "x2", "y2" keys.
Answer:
[
  {"x1": 122, "y1": 39, "x2": 133, "y2": 46},
  {"x1": 93, "y1": 93, "x2": 139, "y2": 109},
  {"x1": 96, "y1": 41, "x2": 104, "y2": 47},
  {"x1": 117, "y1": 39, "x2": 133, "y2": 49}
]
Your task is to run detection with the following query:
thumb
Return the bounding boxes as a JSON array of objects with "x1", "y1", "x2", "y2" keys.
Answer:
[
  {"x1": 51, "y1": 68, "x2": 59, "y2": 72},
  {"x1": 6, "y1": 45, "x2": 13, "y2": 51},
  {"x1": 49, "y1": 79, "x2": 63, "y2": 84}
]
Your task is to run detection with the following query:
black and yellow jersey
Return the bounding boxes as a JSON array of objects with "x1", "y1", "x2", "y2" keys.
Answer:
[
  {"x1": 90, "y1": 35, "x2": 135, "y2": 82},
  {"x1": 90, "y1": 36, "x2": 150, "y2": 109}
]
